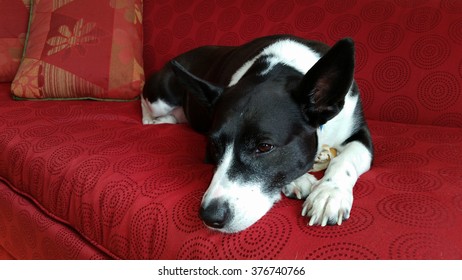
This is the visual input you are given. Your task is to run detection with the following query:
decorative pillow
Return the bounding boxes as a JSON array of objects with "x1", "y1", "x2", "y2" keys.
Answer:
[
  {"x1": 12, "y1": 0, "x2": 144, "y2": 100},
  {"x1": 0, "y1": 0, "x2": 30, "y2": 83}
]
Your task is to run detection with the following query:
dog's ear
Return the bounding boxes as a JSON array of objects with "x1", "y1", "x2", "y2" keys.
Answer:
[
  {"x1": 170, "y1": 60, "x2": 223, "y2": 109},
  {"x1": 294, "y1": 38, "x2": 355, "y2": 127}
]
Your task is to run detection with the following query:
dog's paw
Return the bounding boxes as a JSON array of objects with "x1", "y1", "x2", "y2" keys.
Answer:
[
  {"x1": 142, "y1": 115, "x2": 178, "y2": 125},
  {"x1": 282, "y1": 173, "x2": 318, "y2": 199},
  {"x1": 301, "y1": 181, "x2": 352, "y2": 226}
]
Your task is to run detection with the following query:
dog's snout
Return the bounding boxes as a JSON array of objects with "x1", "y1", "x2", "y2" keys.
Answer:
[{"x1": 199, "y1": 199, "x2": 230, "y2": 229}]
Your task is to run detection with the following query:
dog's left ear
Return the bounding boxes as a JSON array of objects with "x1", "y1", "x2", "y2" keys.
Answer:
[
  {"x1": 294, "y1": 38, "x2": 355, "y2": 127},
  {"x1": 170, "y1": 60, "x2": 223, "y2": 109}
]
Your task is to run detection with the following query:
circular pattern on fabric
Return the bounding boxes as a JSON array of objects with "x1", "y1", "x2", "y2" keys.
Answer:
[
  {"x1": 432, "y1": 113, "x2": 462, "y2": 128},
  {"x1": 193, "y1": 0, "x2": 216, "y2": 23},
  {"x1": 177, "y1": 236, "x2": 221, "y2": 259},
  {"x1": 355, "y1": 79, "x2": 374, "y2": 111},
  {"x1": 354, "y1": 42, "x2": 368, "y2": 72},
  {"x1": 27, "y1": 157, "x2": 46, "y2": 198},
  {"x1": 405, "y1": 7, "x2": 441, "y2": 33},
  {"x1": 389, "y1": 233, "x2": 461, "y2": 259},
  {"x1": 427, "y1": 144, "x2": 461, "y2": 165},
  {"x1": 100, "y1": 179, "x2": 138, "y2": 227},
  {"x1": 114, "y1": 154, "x2": 160, "y2": 176},
  {"x1": 109, "y1": 234, "x2": 130, "y2": 259},
  {"x1": 327, "y1": 14, "x2": 361, "y2": 40},
  {"x1": 217, "y1": 7, "x2": 241, "y2": 31},
  {"x1": 239, "y1": 15, "x2": 265, "y2": 41},
  {"x1": 241, "y1": 0, "x2": 267, "y2": 15},
  {"x1": 440, "y1": 0, "x2": 462, "y2": 14},
  {"x1": 266, "y1": 0, "x2": 295, "y2": 22},
  {"x1": 373, "y1": 136, "x2": 416, "y2": 155},
  {"x1": 449, "y1": 19, "x2": 462, "y2": 45},
  {"x1": 21, "y1": 125, "x2": 58, "y2": 139},
  {"x1": 8, "y1": 141, "x2": 30, "y2": 176},
  {"x1": 373, "y1": 56, "x2": 410, "y2": 92},
  {"x1": 222, "y1": 212, "x2": 291, "y2": 259},
  {"x1": 360, "y1": 1, "x2": 395, "y2": 23},
  {"x1": 438, "y1": 167, "x2": 462, "y2": 186},
  {"x1": 353, "y1": 179, "x2": 375, "y2": 199},
  {"x1": 196, "y1": 22, "x2": 217, "y2": 46},
  {"x1": 367, "y1": 23, "x2": 404, "y2": 53},
  {"x1": 410, "y1": 35, "x2": 450, "y2": 69},
  {"x1": 378, "y1": 152, "x2": 429, "y2": 169},
  {"x1": 368, "y1": 122, "x2": 409, "y2": 136},
  {"x1": 77, "y1": 203, "x2": 102, "y2": 244},
  {"x1": 47, "y1": 145, "x2": 83, "y2": 175},
  {"x1": 173, "y1": 189, "x2": 204, "y2": 233},
  {"x1": 376, "y1": 170, "x2": 442, "y2": 192},
  {"x1": 33, "y1": 135, "x2": 73, "y2": 153},
  {"x1": 0, "y1": 128, "x2": 19, "y2": 147},
  {"x1": 172, "y1": 14, "x2": 193, "y2": 39},
  {"x1": 218, "y1": 32, "x2": 240, "y2": 46},
  {"x1": 414, "y1": 128, "x2": 462, "y2": 143},
  {"x1": 379, "y1": 96, "x2": 418, "y2": 124},
  {"x1": 18, "y1": 210, "x2": 37, "y2": 248},
  {"x1": 295, "y1": 7, "x2": 325, "y2": 32},
  {"x1": 154, "y1": 29, "x2": 173, "y2": 55},
  {"x1": 173, "y1": 0, "x2": 193, "y2": 13},
  {"x1": 79, "y1": 129, "x2": 119, "y2": 146},
  {"x1": 454, "y1": 195, "x2": 462, "y2": 212},
  {"x1": 270, "y1": 23, "x2": 295, "y2": 35},
  {"x1": 377, "y1": 194, "x2": 451, "y2": 228},
  {"x1": 130, "y1": 202, "x2": 168, "y2": 259},
  {"x1": 71, "y1": 157, "x2": 110, "y2": 196},
  {"x1": 61, "y1": 121, "x2": 101, "y2": 135},
  {"x1": 89, "y1": 140, "x2": 134, "y2": 156},
  {"x1": 142, "y1": 168, "x2": 195, "y2": 197},
  {"x1": 153, "y1": 5, "x2": 173, "y2": 28},
  {"x1": 305, "y1": 242, "x2": 379, "y2": 260},
  {"x1": 417, "y1": 72, "x2": 459, "y2": 111},
  {"x1": 298, "y1": 207, "x2": 373, "y2": 238},
  {"x1": 325, "y1": 0, "x2": 357, "y2": 14}
]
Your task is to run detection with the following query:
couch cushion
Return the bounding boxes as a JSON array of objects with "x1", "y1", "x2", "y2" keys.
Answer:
[
  {"x1": 0, "y1": 0, "x2": 30, "y2": 83},
  {"x1": 11, "y1": 0, "x2": 144, "y2": 100},
  {"x1": 1, "y1": 83, "x2": 461, "y2": 259}
]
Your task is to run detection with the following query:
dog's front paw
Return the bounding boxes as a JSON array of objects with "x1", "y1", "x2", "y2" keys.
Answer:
[
  {"x1": 282, "y1": 173, "x2": 318, "y2": 199},
  {"x1": 302, "y1": 181, "x2": 352, "y2": 226}
]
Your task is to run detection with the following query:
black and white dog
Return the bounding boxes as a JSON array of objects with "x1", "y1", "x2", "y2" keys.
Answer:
[{"x1": 142, "y1": 35, "x2": 373, "y2": 233}]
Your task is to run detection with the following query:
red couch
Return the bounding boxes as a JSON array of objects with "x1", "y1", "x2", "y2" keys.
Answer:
[{"x1": 1, "y1": 0, "x2": 462, "y2": 259}]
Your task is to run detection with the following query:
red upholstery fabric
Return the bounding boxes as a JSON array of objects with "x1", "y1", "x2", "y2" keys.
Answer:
[
  {"x1": 1, "y1": 0, "x2": 462, "y2": 260},
  {"x1": 1, "y1": 82, "x2": 462, "y2": 259}
]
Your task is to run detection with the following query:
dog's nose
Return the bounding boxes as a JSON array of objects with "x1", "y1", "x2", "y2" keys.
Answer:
[{"x1": 199, "y1": 199, "x2": 230, "y2": 229}]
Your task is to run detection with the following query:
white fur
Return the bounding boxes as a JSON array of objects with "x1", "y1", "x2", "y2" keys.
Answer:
[
  {"x1": 229, "y1": 39, "x2": 321, "y2": 86},
  {"x1": 202, "y1": 146, "x2": 281, "y2": 233},
  {"x1": 141, "y1": 94, "x2": 187, "y2": 125}
]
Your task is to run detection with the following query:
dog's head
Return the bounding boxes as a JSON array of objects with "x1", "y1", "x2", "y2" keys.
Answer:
[{"x1": 171, "y1": 38, "x2": 355, "y2": 233}]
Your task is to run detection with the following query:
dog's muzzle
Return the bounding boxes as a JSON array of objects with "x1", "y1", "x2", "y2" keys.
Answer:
[{"x1": 199, "y1": 199, "x2": 231, "y2": 230}]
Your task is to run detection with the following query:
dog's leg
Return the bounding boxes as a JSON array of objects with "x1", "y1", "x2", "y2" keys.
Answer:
[
  {"x1": 282, "y1": 173, "x2": 318, "y2": 199},
  {"x1": 141, "y1": 94, "x2": 186, "y2": 125},
  {"x1": 302, "y1": 141, "x2": 372, "y2": 226}
]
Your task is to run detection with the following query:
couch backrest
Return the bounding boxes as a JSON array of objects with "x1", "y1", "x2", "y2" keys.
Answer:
[{"x1": 142, "y1": 0, "x2": 462, "y2": 128}]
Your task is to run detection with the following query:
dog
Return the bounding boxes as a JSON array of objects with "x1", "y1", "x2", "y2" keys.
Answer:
[{"x1": 141, "y1": 35, "x2": 373, "y2": 233}]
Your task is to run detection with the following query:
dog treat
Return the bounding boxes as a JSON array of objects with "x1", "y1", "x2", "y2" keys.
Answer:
[{"x1": 310, "y1": 144, "x2": 338, "y2": 172}]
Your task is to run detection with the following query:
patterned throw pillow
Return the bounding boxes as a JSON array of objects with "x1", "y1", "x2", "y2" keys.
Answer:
[
  {"x1": 0, "y1": 0, "x2": 30, "y2": 83},
  {"x1": 12, "y1": 0, "x2": 144, "y2": 100}
]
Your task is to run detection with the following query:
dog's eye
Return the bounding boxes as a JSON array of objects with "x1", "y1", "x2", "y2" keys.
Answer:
[{"x1": 256, "y1": 143, "x2": 274, "y2": 154}]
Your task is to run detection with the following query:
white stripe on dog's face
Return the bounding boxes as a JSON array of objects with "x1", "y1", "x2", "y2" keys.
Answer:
[{"x1": 201, "y1": 145, "x2": 281, "y2": 233}]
